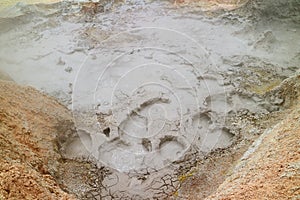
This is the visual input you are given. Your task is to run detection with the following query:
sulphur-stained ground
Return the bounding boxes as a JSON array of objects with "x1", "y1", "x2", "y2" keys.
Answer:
[
  {"x1": 206, "y1": 87, "x2": 300, "y2": 199},
  {"x1": 0, "y1": 80, "x2": 75, "y2": 200},
  {"x1": 177, "y1": 74, "x2": 300, "y2": 200},
  {"x1": 206, "y1": 78, "x2": 300, "y2": 200}
]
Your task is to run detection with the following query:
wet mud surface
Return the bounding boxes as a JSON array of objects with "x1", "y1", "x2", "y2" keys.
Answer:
[{"x1": 0, "y1": 0, "x2": 299, "y2": 199}]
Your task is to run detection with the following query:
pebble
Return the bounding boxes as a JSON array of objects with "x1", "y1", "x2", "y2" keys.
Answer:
[{"x1": 64, "y1": 67, "x2": 73, "y2": 73}]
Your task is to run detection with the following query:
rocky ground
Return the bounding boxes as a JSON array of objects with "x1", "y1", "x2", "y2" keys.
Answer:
[
  {"x1": 0, "y1": 79, "x2": 75, "y2": 200},
  {"x1": 207, "y1": 78, "x2": 300, "y2": 200}
]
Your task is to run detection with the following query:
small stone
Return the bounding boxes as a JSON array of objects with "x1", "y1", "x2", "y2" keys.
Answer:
[
  {"x1": 57, "y1": 57, "x2": 66, "y2": 65},
  {"x1": 252, "y1": 95, "x2": 262, "y2": 102},
  {"x1": 64, "y1": 67, "x2": 73, "y2": 73},
  {"x1": 249, "y1": 128, "x2": 259, "y2": 135},
  {"x1": 273, "y1": 97, "x2": 284, "y2": 105}
]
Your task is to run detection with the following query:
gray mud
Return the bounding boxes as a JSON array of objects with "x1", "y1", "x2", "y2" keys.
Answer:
[{"x1": 0, "y1": 0, "x2": 299, "y2": 199}]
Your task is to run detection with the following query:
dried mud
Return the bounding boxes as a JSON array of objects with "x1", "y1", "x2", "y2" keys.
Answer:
[{"x1": 0, "y1": 0, "x2": 299, "y2": 199}]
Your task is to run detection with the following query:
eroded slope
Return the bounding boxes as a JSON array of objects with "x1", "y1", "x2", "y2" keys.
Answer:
[{"x1": 0, "y1": 80, "x2": 75, "y2": 200}]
